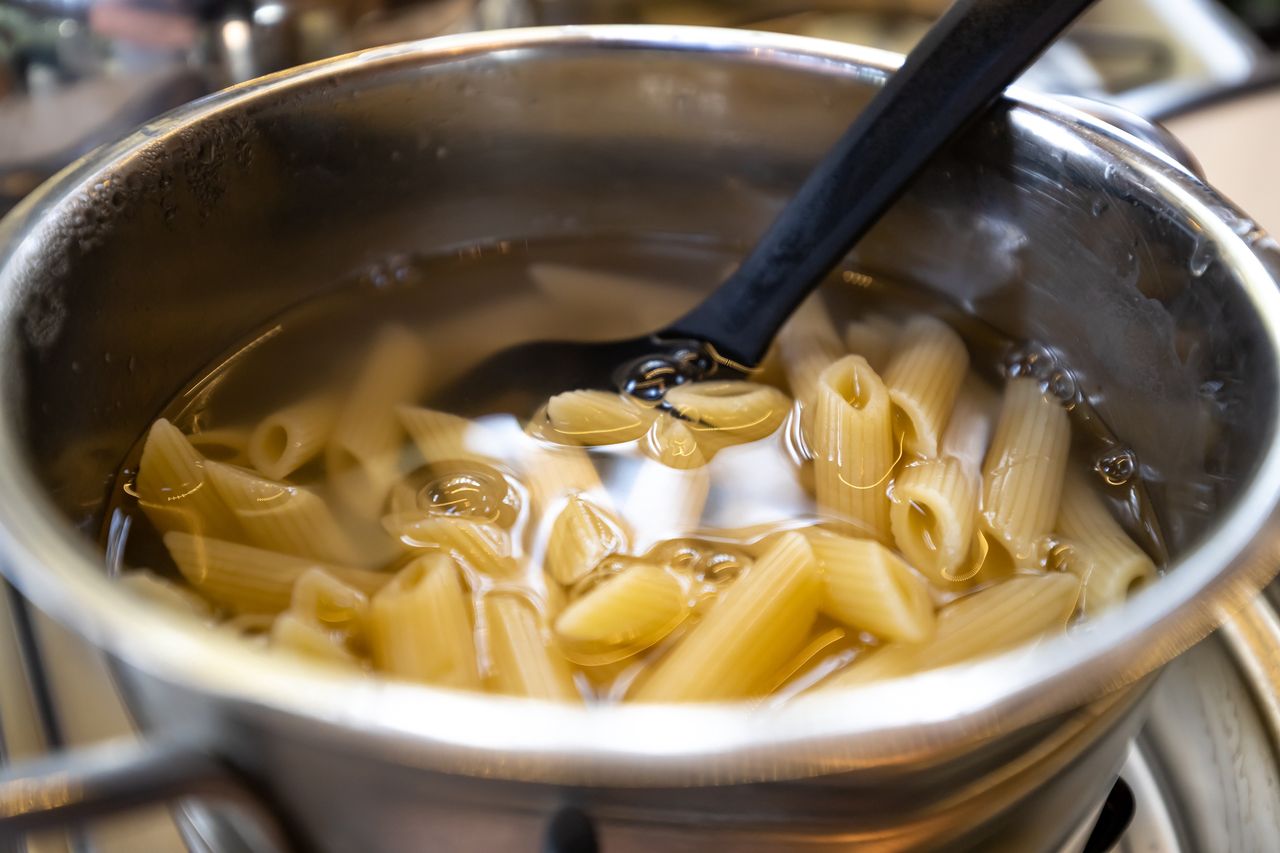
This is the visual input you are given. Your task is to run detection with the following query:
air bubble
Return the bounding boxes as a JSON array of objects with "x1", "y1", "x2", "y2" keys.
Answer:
[
  {"x1": 1188, "y1": 239, "x2": 1215, "y2": 277},
  {"x1": 1002, "y1": 342, "x2": 1057, "y2": 381},
  {"x1": 1096, "y1": 448, "x2": 1137, "y2": 486},
  {"x1": 1046, "y1": 369, "x2": 1077, "y2": 405}
]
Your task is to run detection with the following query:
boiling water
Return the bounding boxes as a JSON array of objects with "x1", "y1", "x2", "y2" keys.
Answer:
[{"x1": 100, "y1": 235, "x2": 1165, "y2": 701}]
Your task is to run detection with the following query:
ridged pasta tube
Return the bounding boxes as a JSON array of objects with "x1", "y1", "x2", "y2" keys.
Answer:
[
  {"x1": 545, "y1": 495, "x2": 628, "y2": 586},
  {"x1": 385, "y1": 514, "x2": 517, "y2": 578},
  {"x1": 484, "y1": 593, "x2": 580, "y2": 702},
  {"x1": 248, "y1": 395, "x2": 337, "y2": 480},
  {"x1": 136, "y1": 419, "x2": 240, "y2": 539},
  {"x1": 396, "y1": 405, "x2": 495, "y2": 465},
  {"x1": 634, "y1": 531, "x2": 820, "y2": 702},
  {"x1": 1056, "y1": 471, "x2": 1157, "y2": 614},
  {"x1": 645, "y1": 413, "x2": 708, "y2": 469},
  {"x1": 369, "y1": 554, "x2": 480, "y2": 688},
  {"x1": 807, "y1": 529, "x2": 935, "y2": 643},
  {"x1": 326, "y1": 326, "x2": 428, "y2": 518},
  {"x1": 206, "y1": 462, "x2": 364, "y2": 566},
  {"x1": 980, "y1": 378, "x2": 1071, "y2": 565},
  {"x1": 541, "y1": 391, "x2": 654, "y2": 446},
  {"x1": 824, "y1": 573, "x2": 1080, "y2": 688},
  {"x1": 554, "y1": 563, "x2": 689, "y2": 664},
  {"x1": 812, "y1": 356, "x2": 895, "y2": 543},
  {"x1": 187, "y1": 428, "x2": 253, "y2": 468},
  {"x1": 884, "y1": 316, "x2": 969, "y2": 457},
  {"x1": 289, "y1": 568, "x2": 370, "y2": 652},
  {"x1": 664, "y1": 381, "x2": 791, "y2": 447},
  {"x1": 890, "y1": 458, "x2": 977, "y2": 585},
  {"x1": 776, "y1": 294, "x2": 845, "y2": 443},
  {"x1": 163, "y1": 532, "x2": 388, "y2": 614},
  {"x1": 271, "y1": 614, "x2": 362, "y2": 668}
]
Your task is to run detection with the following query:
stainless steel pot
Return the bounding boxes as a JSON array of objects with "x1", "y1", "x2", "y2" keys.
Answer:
[{"x1": 1, "y1": 26, "x2": 1280, "y2": 853}]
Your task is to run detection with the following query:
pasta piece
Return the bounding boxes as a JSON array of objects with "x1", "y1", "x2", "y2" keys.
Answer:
[
  {"x1": 369, "y1": 554, "x2": 480, "y2": 688},
  {"x1": 883, "y1": 316, "x2": 969, "y2": 457},
  {"x1": 545, "y1": 495, "x2": 628, "y2": 586},
  {"x1": 289, "y1": 568, "x2": 370, "y2": 652},
  {"x1": 162, "y1": 532, "x2": 388, "y2": 614},
  {"x1": 889, "y1": 458, "x2": 977, "y2": 585},
  {"x1": 528, "y1": 263, "x2": 701, "y2": 330},
  {"x1": 136, "y1": 419, "x2": 240, "y2": 539},
  {"x1": 326, "y1": 327, "x2": 429, "y2": 518},
  {"x1": 206, "y1": 462, "x2": 364, "y2": 566},
  {"x1": 843, "y1": 315, "x2": 898, "y2": 373},
  {"x1": 187, "y1": 428, "x2": 253, "y2": 467},
  {"x1": 271, "y1": 614, "x2": 361, "y2": 668},
  {"x1": 396, "y1": 405, "x2": 499, "y2": 466},
  {"x1": 664, "y1": 381, "x2": 791, "y2": 448},
  {"x1": 939, "y1": 377, "x2": 999, "y2": 473},
  {"x1": 824, "y1": 573, "x2": 1080, "y2": 688},
  {"x1": 540, "y1": 390, "x2": 653, "y2": 446},
  {"x1": 521, "y1": 442, "x2": 609, "y2": 518},
  {"x1": 776, "y1": 293, "x2": 845, "y2": 442},
  {"x1": 980, "y1": 378, "x2": 1071, "y2": 565},
  {"x1": 484, "y1": 593, "x2": 580, "y2": 702},
  {"x1": 812, "y1": 355, "x2": 895, "y2": 543},
  {"x1": 117, "y1": 571, "x2": 213, "y2": 618},
  {"x1": 645, "y1": 413, "x2": 708, "y2": 469},
  {"x1": 248, "y1": 395, "x2": 337, "y2": 480},
  {"x1": 554, "y1": 563, "x2": 690, "y2": 664},
  {"x1": 1056, "y1": 471, "x2": 1157, "y2": 613},
  {"x1": 385, "y1": 514, "x2": 518, "y2": 578},
  {"x1": 633, "y1": 531, "x2": 820, "y2": 702},
  {"x1": 807, "y1": 529, "x2": 935, "y2": 643}
]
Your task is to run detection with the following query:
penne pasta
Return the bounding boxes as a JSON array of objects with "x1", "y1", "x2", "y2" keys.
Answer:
[
  {"x1": 271, "y1": 614, "x2": 362, "y2": 668},
  {"x1": 248, "y1": 395, "x2": 338, "y2": 480},
  {"x1": 385, "y1": 514, "x2": 518, "y2": 578},
  {"x1": 1056, "y1": 471, "x2": 1158, "y2": 614},
  {"x1": 289, "y1": 568, "x2": 370, "y2": 652},
  {"x1": 369, "y1": 554, "x2": 480, "y2": 688},
  {"x1": 206, "y1": 462, "x2": 365, "y2": 566},
  {"x1": 326, "y1": 326, "x2": 429, "y2": 518},
  {"x1": 520, "y1": 442, "x2": 610, "y2": 517},
  {"x1": 554, "y1": 563, "x2": 690, "y2": 664},
  {"x1": 396, "y1": 405, "x2": 497, "y2": 465},
  {"x1": 843, "y1": 315, "x2": 899, "y2": 374},
  {"x1": 823, "y1": 572, "x2": 1080, "y2": 688},
  {"x1": 634, "y1": 531, "x2": 820, "y2": 702},
  {"x1": 136, "y1": 418, "x2": 241, "y2": 539},
  {"x1": 545, "y1": 495, "x2": 628, "y2": 586},
  {"x1": 162, "y1": 531, "x2": 388, "y2": 614},
  {"x1": 812, "y1": 355, "x2": 895, "y2": 543},
  {"x1": 883, "y1": 316, "x2": 969, "y2": 457},
  {"x1": 776, "y1": 293, "x2": 845, "y2": 443},
  {"x1": 645, "y1": 412, "x2": 708, "y2": 469},
  {"x1": 980, "y1": 378, "x2": 1071, "y2": 566},
  {"x1": 663, "y1": 381, "x2": 791, "y2": 448},
  {"x1": 187, "y1": 428, "x2": 253, "y2": 467},
  {"x1": 889, "y1": 458, "x2": 977, "y2": 585},
  {"x1": 807, "y1": 529, "x2": 935, "y2": 643},
  {"x1": 484, "y1": 593, "x2": 580, "y2": 702},
  {"x1": 541, "y1": 390, "x2": 654, "y2": 446}
]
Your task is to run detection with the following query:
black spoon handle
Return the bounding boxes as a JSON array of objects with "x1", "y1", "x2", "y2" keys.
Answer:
[{"x1": 663, "y1": 0, "x2": 1098, "y2": 367}]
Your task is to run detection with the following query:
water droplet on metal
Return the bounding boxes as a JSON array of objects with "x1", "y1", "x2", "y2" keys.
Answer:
[
  {"x1": 1188, "y1": 239, "x2": 1215, "y2": 277},
  {"x1": 1096, "y1": 448, "x2": 1137, "y2": 486}
]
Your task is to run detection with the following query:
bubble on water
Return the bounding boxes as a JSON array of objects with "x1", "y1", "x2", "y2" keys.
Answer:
[
  {"x1": 419, "y1": 467, "x2": 518, "y2": 526},
  {"x1": 1096, "y1": 447, "x2": 1137, "y2": 486},
  {"x1": 1002, "y1": 342, "x2": 1057, "y2": 381},
  {"x1": 1046, "y1": 369, "x2": 1078, "y2": 406}
]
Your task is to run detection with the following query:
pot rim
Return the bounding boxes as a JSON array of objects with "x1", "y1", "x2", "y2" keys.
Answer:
[{"x1": 2, "y1": 24, "x2": 1280, "y2": 786}]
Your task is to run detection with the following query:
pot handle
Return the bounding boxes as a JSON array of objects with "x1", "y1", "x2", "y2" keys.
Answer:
[
  {"x1": 0, "y1": 734, "x2": 294, "y2": 849},
  {"x1": 1055, "y1": 95, "x2": 1206, "y2": 180}
]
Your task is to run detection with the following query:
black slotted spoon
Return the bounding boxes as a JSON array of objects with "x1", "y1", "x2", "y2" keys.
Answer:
[{"x1": 437, "y1": 0, "x2": 1098, "y2": 413}]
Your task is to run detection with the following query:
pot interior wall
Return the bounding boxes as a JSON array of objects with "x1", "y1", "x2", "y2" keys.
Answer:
[{"x1": 0, "y1": 41, "x2": 1271, "y2": 559}]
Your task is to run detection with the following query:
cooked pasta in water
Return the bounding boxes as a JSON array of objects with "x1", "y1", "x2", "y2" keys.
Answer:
[{"x1": 102, "y1": 238, "x2": 1164, "y2": 703}]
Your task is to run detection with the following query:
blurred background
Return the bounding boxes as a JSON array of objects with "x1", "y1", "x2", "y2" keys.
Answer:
[{"x1": 0, "y1": 0, "x2": 1278, "y2": 214}]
